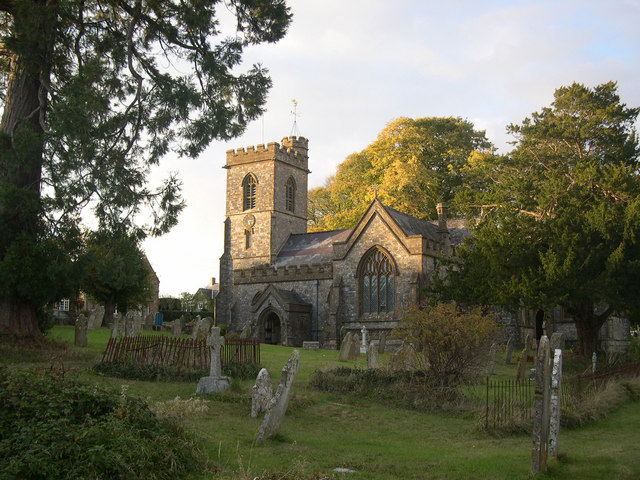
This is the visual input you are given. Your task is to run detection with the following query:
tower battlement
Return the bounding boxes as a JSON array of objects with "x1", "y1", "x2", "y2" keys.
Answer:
[{"x1": 225, "y1": 136, "x2": 309, "y2": 169}]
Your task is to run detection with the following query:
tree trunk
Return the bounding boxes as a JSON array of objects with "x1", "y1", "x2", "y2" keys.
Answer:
[
  {"x1": 104, "y1": 296, "x2": 116, "y2": 328},
  {"x1": 571, "y1": 300, "x2": 609, "y2": 357},
  {"x1": 0, "y1": 3, "x2": 54, "y2": 338}
]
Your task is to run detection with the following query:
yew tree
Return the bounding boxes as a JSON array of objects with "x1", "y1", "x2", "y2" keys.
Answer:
[
  {"x1": 307, "y1": 116, "x2": 493, "y2": 231},
  {"x1": 438, "y1": 82, "x2": 640, "y2": 356},
  {"x1": 0, "y1": 0, "x2": 291, "y2": 336}
]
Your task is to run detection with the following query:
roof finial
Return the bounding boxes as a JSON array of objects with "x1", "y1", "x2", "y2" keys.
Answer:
[{"x1": 372, "y1": 184, "x2": 379, "y2": 199}]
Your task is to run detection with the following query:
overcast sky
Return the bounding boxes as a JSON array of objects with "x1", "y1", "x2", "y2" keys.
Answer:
[{"x1": 142, "y1": 0, "x2": 640, "y2": 297}]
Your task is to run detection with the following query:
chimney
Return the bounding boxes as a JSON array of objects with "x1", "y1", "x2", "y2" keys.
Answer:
[
  {"x1": 209, "y1": 277, "x2": 216, "y2": 287},
  {"x1": 437, "y1": 203, "x2": 448, "y2": 232}
]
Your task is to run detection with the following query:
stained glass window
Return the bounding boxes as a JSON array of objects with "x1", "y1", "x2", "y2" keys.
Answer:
[{"x1": 360, "y1": 248, "x2": 395, "y2": 314}]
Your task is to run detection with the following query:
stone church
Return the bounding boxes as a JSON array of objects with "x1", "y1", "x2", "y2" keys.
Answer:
[{"x1": 215, "y1": 136, "x2": 468, "y2": 349}]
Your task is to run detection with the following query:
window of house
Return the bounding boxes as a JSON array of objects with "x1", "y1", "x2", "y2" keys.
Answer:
[
  {"x1": 242, "y1": 174, "x2": 257, "y2": 210},
  {"x1": 359, "y1": 247, "x2": 395, "y2": 315},
  {"x1": 285, "y1": 177, "x2": 295, "y2": 212},
  {"x1": 245, "y1": 229, "x2": 252, "y2": 249},
  {"x1": 59, "y1": 299, "x2": 70, "y2": 311}
]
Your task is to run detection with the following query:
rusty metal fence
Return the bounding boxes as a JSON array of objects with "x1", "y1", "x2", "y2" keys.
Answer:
[{"x1": 101, "y1": 335, "x2": 260, "y2": 371}]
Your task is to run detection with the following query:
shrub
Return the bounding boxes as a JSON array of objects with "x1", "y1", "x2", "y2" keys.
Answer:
[
  {"x1": 0, "y1": 367, "x2": 207, "y2": 479},
  {"x1": 392, "y1": 301, "x2": 495, "y2": 385}
]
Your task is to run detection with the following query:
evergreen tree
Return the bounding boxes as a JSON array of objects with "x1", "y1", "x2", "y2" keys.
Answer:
[
  {"x1": 438, "y1": 82, "x2": 640, "y2": 356},
  {"x1": 0, "y1": 0, "x2": 291, "y2": 336}
]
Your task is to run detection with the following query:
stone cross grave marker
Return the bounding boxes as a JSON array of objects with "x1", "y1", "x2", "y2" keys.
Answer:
[
  {"x1": 251, "y1": 368, "x2": 273, "y2": 418},
  {"x1": 366, "y1": 341, "x2": 378, "y2": 369},
  {"x1": 531, "y1": 335, "x2": 552, "y2": 474},
  {"x1": 504, "y1": 338, "x2": 514, "y2": 365},
  {"x1": 338, "y1": 332, "x2": 352, "y2": 362},
  {"x1": 255, "y1": 349, "x2": 300, "y2": 444},
  {"x1": 196, "y1": 326, "x2": 230, "y2": 394},
  {"x1": 75, "y1": 314, "x2": 88, "y2": 347},
  {"x1": 548, "y1": 348, "x2": 563, "y2": 458},
  {"x1": 486, "y1": 343, "x2": 497, "y2": 375},
  {"x1": 516, "y1": 333, "x2": 532, "y2": 385},
  {"x1": 360, "y1": 325, "x2": 367, "y2": 354}
]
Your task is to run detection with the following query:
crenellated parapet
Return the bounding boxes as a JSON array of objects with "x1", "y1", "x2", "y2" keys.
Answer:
[
  {"x1": 225, "y1": 136, "x2": 309, "y2": 171},
  {"x1": 234, "y1": 261, "x2": 332, "y2": 284}
]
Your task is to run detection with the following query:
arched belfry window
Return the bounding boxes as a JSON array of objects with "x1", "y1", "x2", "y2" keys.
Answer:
[
  {"x1": 242, "y1": 174, "x2": 257, "y2": 211},
  {"x1": 359, "y1": 247, "x2": 396, "y2": 314},
  {"x1": 285, "y1": 177, "x2": 295, "y2": 212}
]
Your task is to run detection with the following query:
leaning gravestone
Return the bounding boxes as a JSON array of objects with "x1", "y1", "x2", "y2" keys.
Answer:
[
  {"x1": 550, "y1": 332, "x2": 565, "y2": 352},
  {"x1": 548, "y1": 349, "x2": 563, "y2": 458},
  {"x1": 144, "y1": 313, "x2": 154, "y2": 330},
  {"x1": 255, "y1": 349, "x2": 300, "y2": 444},
  {"x1": 196, "y1": 326, "x2": 230, "y2": 394},
  {"x1": 504, "y1": 338, "x2": 514, "y2": 365},
  {"x1": 531, "y1": 335, "x2": 552, "y2": 474},
  {"x1": 133, "y1": 313, "x2": 143, "y2": 335},
  {"x1": 74, "y1": 314, "x2": 88, "y2": 347},
  {"x1": 366, "y1": 341, "x2": 378, "y2": 369},
  {"x1": 486, "y1": 343, "x2": 497, "y2": 375},
  {"x1": 251, "y1": 368, "x2": 273, "y2": 418},
  {"x1": 516, "y1": 333, "x2": 532, "y2": 385},
  {"x1": 338, "y1": 332, "x2": 352, "y2": 362},
  {"x1": 87, "y1": 305, "x2": 105, "y2": 330}
]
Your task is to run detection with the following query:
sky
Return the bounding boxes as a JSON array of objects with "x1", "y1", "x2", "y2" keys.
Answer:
[{"x1": 142, "y1": 0, "x2": 640, "y2": 297}]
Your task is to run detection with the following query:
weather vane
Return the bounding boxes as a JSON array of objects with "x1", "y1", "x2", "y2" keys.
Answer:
[{"x1": 290, "y1": 99, "x2": 301, "y2": 137}]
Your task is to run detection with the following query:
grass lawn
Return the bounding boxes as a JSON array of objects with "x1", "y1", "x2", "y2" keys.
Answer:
[{"x1": 2, "y1": 325, "x2": 638, "y2": 479}]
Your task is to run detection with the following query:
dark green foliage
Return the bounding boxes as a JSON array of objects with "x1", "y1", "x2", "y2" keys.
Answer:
[
  {"x1": 309, "y1": 367, "x2": 462, "y2": 410},
  {"x1": 0, "y1": 368, "x2": 206, "y2": 479},
  {"x1": 438, "y1": 82, "x2": 640, "y2": 356},
  {"x1": 93, "y1": 360, "x2": 260, "y2": 381}
]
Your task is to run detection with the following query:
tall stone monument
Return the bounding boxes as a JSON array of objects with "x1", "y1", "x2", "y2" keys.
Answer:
[
  {"x1": 531, "y1": 335, "x2": 552, "y2": 474},
  {"x1": 196, "y1": 326, "x2": 230, "y2": 394},
  {"x1": 548, "y1": 349, "x2": 563, "y2": 458},
  {"x1": 74, "y1": 314, "x2": 88, "y2": 347}
]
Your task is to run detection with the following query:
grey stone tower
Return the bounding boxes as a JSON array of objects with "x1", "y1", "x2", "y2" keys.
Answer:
[{"x1": 215, "y1": 137, "x2": 310, "y2": 326}]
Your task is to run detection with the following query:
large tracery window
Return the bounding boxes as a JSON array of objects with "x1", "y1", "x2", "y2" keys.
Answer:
[
  {"x1": 285, "y1": 177, "x2": 295, "y2": 212},
  {"x1": 360, "y1": 247, "x2": 395, "y2": 314},
  {"x1": 242, "y1": 174, "x2": 257, "y2": 210}
]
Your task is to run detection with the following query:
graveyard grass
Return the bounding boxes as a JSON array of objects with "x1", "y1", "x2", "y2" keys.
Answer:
[{"x1": 2, "y1": 326, "x2": 639, "y2": 480}]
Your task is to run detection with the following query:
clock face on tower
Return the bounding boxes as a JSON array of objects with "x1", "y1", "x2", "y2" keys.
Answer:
[{"x1": 243, "y1": 214, "x2": 256, "y2": 230}]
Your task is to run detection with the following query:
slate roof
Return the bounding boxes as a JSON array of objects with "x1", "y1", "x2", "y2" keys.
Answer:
[
  {"x1": 276, "y1": 288, "x2": 310, "y2": 306},
  {"x1": 274, "y1": 229, "x2": 352, "y2": 266},
  {"x1": 381, "y1": 204, "x2": 441, "y2": 241}
]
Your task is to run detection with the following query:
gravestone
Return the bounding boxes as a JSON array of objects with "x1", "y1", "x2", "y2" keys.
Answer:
[
  {"x1": 239, "y1": 327, "x2": 250, "y2": 339},
  {"x1": 74, "y1": 314, "x2": 88, "y2": 347},
  {"x1": 255, "y1": 349, "x2": 300, "y2": 444},
  {"x1": 190, "y1": 316, "x2": 202, "y2": 340},
  {"x1": 486, "y1": 343, "x2": 497, "y2": 375},
  {"x1": 144, "y1": 313, "x2": 154, "y2": 330},
  {"x1": 196, "y1": 326, "x2": 230, "y2": 394},
  {"x1": 531, "y1": 335, "x2": 552, "y2": 474},
  {"x1": 87, "y1": 306, "x2": 105, "y2": 330},
  {"x1": 338, "y1": 332, "x2": 352, "y2": 362},
  {"x1": 302, "y1": 341, "x2": 319, "y2": 350},
  {"x1": 196, "y1": 317, "x2": 213, "y2": 341},
  {"x1": 389, "y1": 343, "x2": 416, "y2": 371},
  {"x1": 110, "y1": 313, "x2": 122, "y2": 338},
  {"x1": 360, "y1": 325, "x2": 368, "y2": 354},
  {"x1": 251, "y1": 368, "x2": 273, "y2": 418},
  {"x1": 549, "y1": 332, "x2": 565, "y2": 352},
  {"x1": 366, "y1": 341, "x2": 378, "y2": 369},
  {"x1": 347, "y1": 333, "x2": 360, "y2": 361},
  {"x1": 124, "y1": 312, "x2": 136, "y2": 337},
  {"x1": 133, "y1": 313, "x2": 143, "y2": 335},
  {"x1": 504, "y1": 338, "x2": 514, "y2": 365},
  {"x1": 378, "y1": 331, "x2": 387, "y2": 354},
  {"x1": 516, "y1": 333, "x2": 532, "y2": 385},
  {"x1": 172, "y1": 316, "x2": 183, "y2": 337},
  {"x1": 548, "y1": 349, "x2": 563, "y2": 458}
]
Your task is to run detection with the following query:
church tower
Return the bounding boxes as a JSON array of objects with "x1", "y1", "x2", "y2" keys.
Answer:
[{"x1": 216, "y1": 137, "x2": 309, "y2": 324}]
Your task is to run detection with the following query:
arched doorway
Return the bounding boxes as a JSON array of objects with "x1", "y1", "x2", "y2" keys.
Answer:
[{"x1": 263, "y1": 311, "x2": 282, "y2": 345}]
